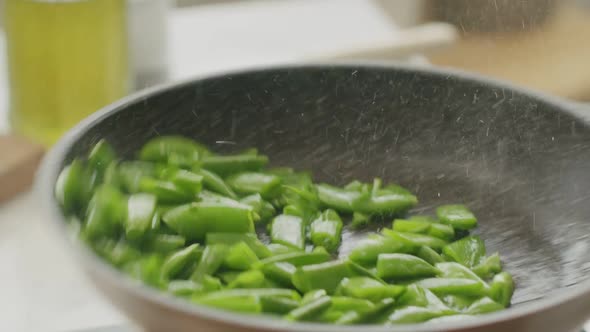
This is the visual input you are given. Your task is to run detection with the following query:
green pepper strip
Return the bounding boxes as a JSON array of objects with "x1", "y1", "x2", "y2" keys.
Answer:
[
  {"x1": 310, "y1": 209, "x2": 343, "y2": 253},
  {"x1": 270, "y1": 214, "x2": 305, "y2": 250},
  {"x1": 285, "y1": 296, "x2": 332, "y2": 321},
  {"x1": 205, "y1": 232, "x2": 271, "y2": 259},
  {"x1": 163, "y1": 201, "x2": 254, "y2": 241},
  {"x1": 201, "y1": 154, "x2": 269, "y2": 176}
]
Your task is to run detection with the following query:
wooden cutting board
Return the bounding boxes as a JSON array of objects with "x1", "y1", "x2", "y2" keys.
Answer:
[
  {"x1": 0, "y1": 135, "x2": 45, "y2": 203},
  {"x1": 428, "y1": 5, "x2": 590, "y2": 101}
]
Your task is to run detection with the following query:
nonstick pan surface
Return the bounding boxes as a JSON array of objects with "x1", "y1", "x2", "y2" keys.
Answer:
[{"x1": 38, "y1": 64, "x2": 590, "y2": 332}]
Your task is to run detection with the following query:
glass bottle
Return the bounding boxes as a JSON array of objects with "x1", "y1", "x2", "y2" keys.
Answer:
[{"x1": 4, "y1": 0, "x2": 129, "y2": 146}]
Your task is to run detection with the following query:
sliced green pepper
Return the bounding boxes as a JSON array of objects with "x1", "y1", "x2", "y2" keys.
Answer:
[
  {"x1": 310, "y1": 209, "x2": 343, "y2": 253},
  {"x1": 255, "y1": 247, "x2": 330, "y2": 268},
  {"x1": 205, "y1": 232, "x2": 271, "y2": 259},
  {"x1": 228, "y1": 270, "x2": 267, "y2": 289},
  {"x1": 292, "y1": 260, "x2": 360, "y2": 294},
  {"x1": 442, "y1": 236, "x2": 486, "y2": 268},
  {"x1": 138, "y1": 177, "x2": 193, "y2": 204},
  {"x1": 351, "y1": 212, "x2": 371, "y2": 230},
  {"x1": 472, "y1": 253, "x2": 503, "y2": 278},
  {"x1": 161, "y1": 244, "x2": 201, "y2": 280},
  {"x1": 387, "y1": 306, "x2": 448, "y2": 324},
  {"x1": 159, "y1": 169, "x2": 203, "y2": 195},
  {"x1": 436, "y1": 204, "x2": 477, "y2": 230},
  {"x1": 336, "y1": 298, "x2": 396, "y2": 325},
  {"x1": 117, "y1": 161, "x2": 157, "y2": 193},
  {"x1": 348, "y1": 234, "x2": 414, "y2": 266},
  {"x1": 393, "y1": 218, "x2": 454, "y2": 241},
  {"x1": 465, "y1": 297, "x2": 504, "y2": 314},
  {"x1": 301, "y1": 289, "x2": 328, "y2": 304},
  {"x1": 139, "y1": 136, "x2": 208, "y2": 163},
  {"x1": 125, "y1": 193, "x2": 157, "y2": 241},
  {"x1": 240, "y1": 194, "x2": 276, "y2": 223},
  {"x1": 376, "y1": 253, "x2": 439, "y2": 280},
  {"x1": 416, "y1": 278, "x2": 487, "y2": 297},
  {"x1": 382, "y1": 229, "x2": 448, "y2": 251},
  {"x1": 285, "y1": 295, "x2": 332, "y2": 321},
  {"x1": 331, "y1": 296, "x2": 374, "y2": 313},
  {"x1": 146, "y1": 234, "x2": 186, "y2": 253},
  {"x1": 226, "y1": 172, "x2": 282, "y2": 199},
  {"x1": 201, "y1": 154, "x2": 269, "y2": 176},
  {"x1": 85, "y1": 184, "x2": 126, "y2": 238},
  {"x1": 260, "y1": 296, "x2": 300, "y2": 315},
  {"x1": 163, "y1": 201, "x2": 254, "y2": 241},
  {"x1": 267, "y1": 243, "x2": 301, "y2": 256},
  {"x1": 88, "y1": 139, "x2": 116, "y2": 175},
  {"x1": 55, "y1": 159, "x2": 87, "y2": 214},
  {"x1": 193, "y1": 168, "x2": 237, "y2": 199},
  {"x1": 417, "y1": 246, "x2": 445, "y2": 265},
  {"x1": 336, "y1": 277, "x2": 405, "y2": 302},
  {"x1": 260, "y1": 262, "x2": 296, "y2": 288},
  {"x1": 489, "y1": 272, "x2": 514, "y2": 307},
  {"x1": 223, "y1": 242, "x2": 259, "y2": 270},
  {"x1": 191, "y1": 244, "x2": 228, "y2": 282},
  {"x1": 270, "y1": 214, "x2": 305, "y2": 250},
  {"x1": 316, "y1": 183, "x2": 361, "y2": 213}
]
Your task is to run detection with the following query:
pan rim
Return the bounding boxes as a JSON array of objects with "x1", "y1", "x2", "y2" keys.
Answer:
[{"x1": 36, "y1": 61, "x2": 590, "y2": 332}]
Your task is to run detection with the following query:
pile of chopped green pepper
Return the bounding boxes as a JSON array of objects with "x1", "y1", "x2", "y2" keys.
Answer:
[{"x1": 56, "y1": 136, "x2": 515, "y2": 325}]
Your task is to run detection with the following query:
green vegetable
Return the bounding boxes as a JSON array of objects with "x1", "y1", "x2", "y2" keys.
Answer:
[
  {"x1": 56, "y1": 136, "x2": 515, "y2": 325},
  {"x1": 146, "y1": 234, "x2": 186, "y2": 253},
  {"x1": 381, "y1": 229, "x2": 448, "y2": 251},
  {"x1": 161, "y1": 244, "x2": 201, "y2": 280},
  {"x1": 163, "y1": 201, "x2": 254, "y2": 241},
  {"x1": 201, "y1": 154, "x2": 269, "y2": 176},
  {"x1": 260, "y1": 262, "x2": 296, "y2": 288},
  {"x1": 260, "y1": 296, "x2": 300, "y2": 314},
  {"x1": 206, "y1": 232, "x2": 271, "y2": 259},
  {"x1": 223, "y1": 242, "x2": 259, "y2": 270},
  {"x1": 139, "y1": 136, "x2": 209, "y2": 163},
  {"x1": 465, "y1": 297, "x2": 504, "y2": 314},
  {"x1": 336, "y1": 277, "x2": 404, "y2": 302},
  {"x1": 316, "y1": 183, "x2": 361, "y2": 213},
  {"x1": 270, "y1": 214, "x2": 305, "y2": 250},
  {"x1": 436, "y1": 204, "x2": 477, "y2": 230},
  {"x1": 472, "y1": 253, "x2": 503, "y2": 278},
  {"x1": 88, "y1": 139, "x2": 116, "y2": 174},
  {"x1": 240, "y1": 194, "x2": 276, "y2": 223},
  {"x1": 193, "y1": 168, "x2": 237, "y2": 199},
  {"x1": 310, "y1": 209, "x2": 343, "y2": 253},
  {"x1": 416, "y1": 278, "x2": 487, "y2": 297},
  {"x1": 443, "y1": 236, "x2": 486, "y2": 268},
  {"x1": 376, "y1": 253, "x2": 439, "y2": 280},
  {"x1": 349, "y1": 234, "x2": 414, "y2": 266},
  {"x1": 416, "y1": 246, "x2": 445, "y2": 265},
  {"x1": 351, "y1": 212, "x2": 370, "y2": 229},
  {"x1": 125, "y1": 193, "x2": 157, "y2": 240},
  {"x1": 227, "y1": 172, "x2": 282, "y2": 199},
  {"x1": 228, "y1": 270, "x2": 267, "y2": 289},
  {"x1": 85, "y1": 184, "x2": 126, "y2": 238},
  {"x1": 138, "y1": 177, "x2": 193, "y2": 204},
  {"x1": 286, "y1": 296, "x2": 332, "y2": 321},
  {"x1": 256, "y1": 247, "x2": 330, "y2": 268},
  {"x1": 55, "y1": 159, "x2": 87, "y2": 213},
  {"x1": 489, "y1": 272, "x2": 514, "y2": 307},
  {"x1": 292, "y1": 260, "x2": 360, "y2": 294},
  {"x1": 191, "y1": 244, "x2": 228, "y2": 282}
]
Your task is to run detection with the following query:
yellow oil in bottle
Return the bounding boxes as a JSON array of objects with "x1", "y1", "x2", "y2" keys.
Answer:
[{"x1": 4, "y1": 0, "x2": 129, "y2": 146}]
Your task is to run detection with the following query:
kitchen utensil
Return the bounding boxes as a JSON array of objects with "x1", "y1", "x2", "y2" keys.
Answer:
[{"x1": 38, "y1": 64, "x2": 590, "y2": 332}]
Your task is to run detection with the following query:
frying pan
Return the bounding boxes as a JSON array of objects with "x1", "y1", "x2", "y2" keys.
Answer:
[{"x1": 38, "y1": 64, "x2": 590, "y2": 332}]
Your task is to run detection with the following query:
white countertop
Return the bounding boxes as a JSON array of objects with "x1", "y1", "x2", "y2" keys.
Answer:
[{"x1": 0, "y1": 1, "x2": 430, "y2": 331}]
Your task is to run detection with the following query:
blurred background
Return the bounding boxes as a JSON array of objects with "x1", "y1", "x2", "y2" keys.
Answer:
[{"x1": 1, "y1": 0, "x2": 590, "y2": 331}]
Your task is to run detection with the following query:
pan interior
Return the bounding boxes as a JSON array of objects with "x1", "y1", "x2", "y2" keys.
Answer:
[{"x1": 64, "y1": 66, "x2": 590, "y2": 306}]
